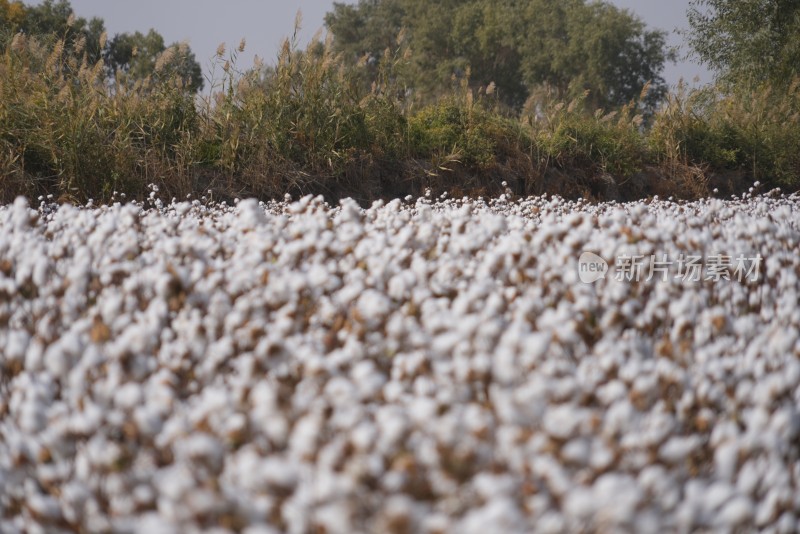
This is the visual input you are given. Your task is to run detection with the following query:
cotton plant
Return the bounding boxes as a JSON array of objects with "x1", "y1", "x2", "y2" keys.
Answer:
[{"x1": 0, "y1": 190, "x2": 799, "y2": 533}]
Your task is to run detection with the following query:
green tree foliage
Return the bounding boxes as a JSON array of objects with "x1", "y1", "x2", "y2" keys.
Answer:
[
  {"x1": 0, "y1": 0, "x2": 26, "y2": 33},
  {"x1": 2, "y1": 0, "x2": 202, "y2": 92},
  {"x1": 105, "y1": 30, "x2": 204, "y2": 92},
  {"x1": 17, "y1": 0, "x2": 105, "y2": 64},
  {"x1": 686, "y1": 0, "x2": 800, "y2": 90},
  {"x1": 517, "y1": 0, "x2": 671, "y2": 111},
  {"x1": 325, "y1": 0, "x2": 672, "y2": 112}
]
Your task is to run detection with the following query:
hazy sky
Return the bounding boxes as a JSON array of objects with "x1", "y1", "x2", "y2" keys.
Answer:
[{"x1": 39, "y1": 0, "x2": 713, "y2": 88}]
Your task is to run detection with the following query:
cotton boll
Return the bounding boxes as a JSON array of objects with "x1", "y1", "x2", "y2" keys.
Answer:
[
  {"x1": 591, "y1": 474, "x2": 643, "y2": 526},
  {"x1": 289, "y1": 413, "x2": 322, "y2": 461},
  {"x1": 236, "y1": 198, "x2": 268, "y2": 230},
  {"x1": 3, "y1": 329, "x2": 29, "y2": 363},
  {"x1": 457, "y1": 497, "x2": 525, "y2": 534},
  {"x1": 589, "y1": 439, "x2": 615, "y2": 471},
  {"x1": 659, "y1": 436, "x2": 701, "y2": 464},
  {"x1": 242, "y1": 526, "x2": 283, "y2": 534},
  {"x1": 25, "y1": 492, "x2": 63, "y2": 522},
  {"x1": 133, "y1": 406, "x2": 164, "y2": 438},
  {"x1": 561, "y1": 438, "x2": 591, "y2": 466},
  {"x1": 714, "y1": 441, "x2": 740, "y2": 482},
  {"x1": 564, "y1": 487, "x2": 601, "y2": 526},
  {"x1": 356, "y1": 290, "x2": 392, "y2": 327},
  {"x1": 716, "y1": 496, "x2": 754, "y2": 528},
  {"x1": 114, "y1": 383, "x2": 143, "y2": 411},
  {"x1": 703, "y1": 482, "x2": 735, "y2": 513},
  {"x1": 313, "y1": 501, "x2": 354, "y2": 534}
]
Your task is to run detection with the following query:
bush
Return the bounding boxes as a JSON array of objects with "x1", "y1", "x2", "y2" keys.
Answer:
[
  {"x1": 524, "y1": 90, "x2": 648, "y2": 179},
  {"x1": 408, "y1": 78, "x2": 531, "y2": 173},
  {"x1": 650, "y1": 81, "x2": 800, "y2": 189},
  {"x1": 0, "y1": 32, "x2": 197, "y2": 203},
  {"x1": 2, "y1": 24, "x2": 800, "y2": 205}
]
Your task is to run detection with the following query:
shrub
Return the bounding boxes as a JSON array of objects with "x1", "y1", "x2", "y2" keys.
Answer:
[
  {"x1": 524, "y1": 89, "x2": 648, "y2": 179},
  {"x1": 0, "y1": 31, "x2": 197, "y2": 203},
  {"x1": 2, "y1": 21, "x2": 799, "y2": 205},
  {"x1": 650, "y1": 81, "x2": 800, "y2": 189},
  {"x1": 408, "y1": 79, "x2": 529, "y2": 172}
]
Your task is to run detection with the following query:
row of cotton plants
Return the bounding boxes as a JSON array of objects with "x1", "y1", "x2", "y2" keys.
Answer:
[{"x1": 1, "y1": 189, "x2": 799, "y2": 533}]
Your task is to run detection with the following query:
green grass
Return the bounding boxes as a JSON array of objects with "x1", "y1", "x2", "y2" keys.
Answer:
[{"x1": 1, "y1": 29, "x2": 799, "y2": 205}]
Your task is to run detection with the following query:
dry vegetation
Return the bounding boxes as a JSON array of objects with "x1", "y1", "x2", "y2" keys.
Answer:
[{"x1": 1, "y1": 30, "x2": 799, "y2": 205}]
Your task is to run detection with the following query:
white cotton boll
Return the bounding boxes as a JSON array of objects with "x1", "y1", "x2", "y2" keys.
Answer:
[
  {"x1": 716, "y1": 496, "x2": 754, "y2": 528},
  {"x1": 412, "y1": 375, "x2": 436, "y2": 397},
  {"x1": 325, "y1": 376, "x2": 357, "y2": 407},
  {"x1": 26, "y1": 493, "x2": 63, "y2": 522},
  {"x1": 133, "y1": 513, "x2": 179, "y2": 534},
  {"x1": 175, "y1": 433, "x2": 225, "y2": 474},
  {"x1": 561, "y1": 438, "x2": 591, "y2": 466},
  {"x1": 596, "y1": 379, "x2": 627, "y2": 405},
  {"x1": 69, "y1": 401, "x2": 104, "y2": 437},
  {"x1": 237, "y1": 198, "x2": 267, "y2": 229},
  {"x1": 43, "y1": 335, "x2": 80, "y2": 377},
  {"x1": 638, "y1": 465, "x2": 679, "y2": 511},
  {"x1": 133, "y1": 406, "x2": 164, "y2": 437},
  {"x1": 186, "y1": 487, "x2": 222, "y2": 517},
  {"x1": 536, "y1": 512, "x2": 566, "y2": 534},
  {"x1": 492, "y1": 346, "x2": 519, "y2": 385},
  {"x1": 133, "y1": 484, "x2": 155, "y2": 509},
  {"x1": 472, "y1": 473, "x2": 517, "y2": 500},
  {"x1": 351, "y1": 360, "x2": 386, "y2": 399},
  {"x1": 703, "y1": 482, "x2": 735, "y2": 513},
  {"x1": 375, "y1": 494, "x2": 419, "y2": 533},
  {"x1": 289, "y1": 414, "x2": 322, "y2": 460},
  {"x1": 382, "y1": 382, "x2": 406, "y2": 408},
  {"x1": 3, "y1": 329, "x2": 29, "y2": 362},
  {"x1": 10, "y1": 196, "x2": 34, "y2": 231},
  {"x1": 431, "y1": 331, "x2": 463, "y2": 359},
  {"x1": 114, "y1": 383, "x2": 143, "y2": 410},
  {"x1": 589, "y1": 439, "x2": 615, "y2": 471},
  {"x1": 18, "y1": 400, "x2": 47, "y2": 434},
  {"x1": 243, "y1": 526, "x2": 283, "y2": 534},
  {"x1": 357, "y1": 289, "x2": 391, "y2": 325},
  {"x1": 155, "y1": 464, "x2": 196, "y2": 504},
  {"x1": 659, "y1": 435, "x2": 701, "y2": 464},
  {"x1": 314, "y1": 501, "x2": 354, "y2": 534},
  {"x1": 776, "y1": 512, "x2": 797, "y2": 533},
  {"x1": 174, "y1": 202, "x2": 192, "y2": 217},
  {"x1": 564, "y1": 486, "x2": 597, "y2": 521},
  {"x1": 531, "y1": 455, "x2": 573, "y2": 498},
  {"x1": 338, "y1": 198, "x2": 362, "y2": 223},
  {"x1": 387, "y1": 271, "x2": 417, "y2": 301},
  {"x1": 375, "y1": 408, "x2": 409, "y2": 454},
  {"x1": 593, "y1": 474, "x2": 642, "y2": 520},
  {"x1": 714, "y1": 441, "x2": 740, "y2": 482},
  {"x1": 754, "y1": 490, "x2": 781, "y2": 527},
  {"x1": 734, "y1": 459, "x2": 762, "y2": 498},
  {"x1": 519, "y1": 332, "x2": 551, "y2": 367},
  {"x1": 457, "y1": 497, "x2": 525, "y2": 534}
]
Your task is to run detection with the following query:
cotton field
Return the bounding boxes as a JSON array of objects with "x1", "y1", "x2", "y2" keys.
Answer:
[{"x1": 1, "y1": 189, "x2": 800, "y2": 533}]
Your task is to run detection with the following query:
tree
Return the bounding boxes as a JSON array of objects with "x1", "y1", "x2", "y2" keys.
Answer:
[
  {"x1": 105, "y1": 30, "x2": 204, "y2": 92},
  {"x1": 686, "y1": 0, "x2": 800, "y2": 89},
  {"x1": 3, "y1": 0, "x2": 202, "y2": 92},
  {"x1": 0, "y1": 0, "x2": 25, "y2": 34},
  {"x1": 325, "y1": 0, "x2": 672, "y2": 112},
  {"x1": 326, "y1": 0, "x2": 527, "y2": 107},
  {"x1": 517, "y1": 0, "x2": 672, "y2": 110},
  {"x1": 19, "y1": 0, "x2": 106, "y2": 64}
]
